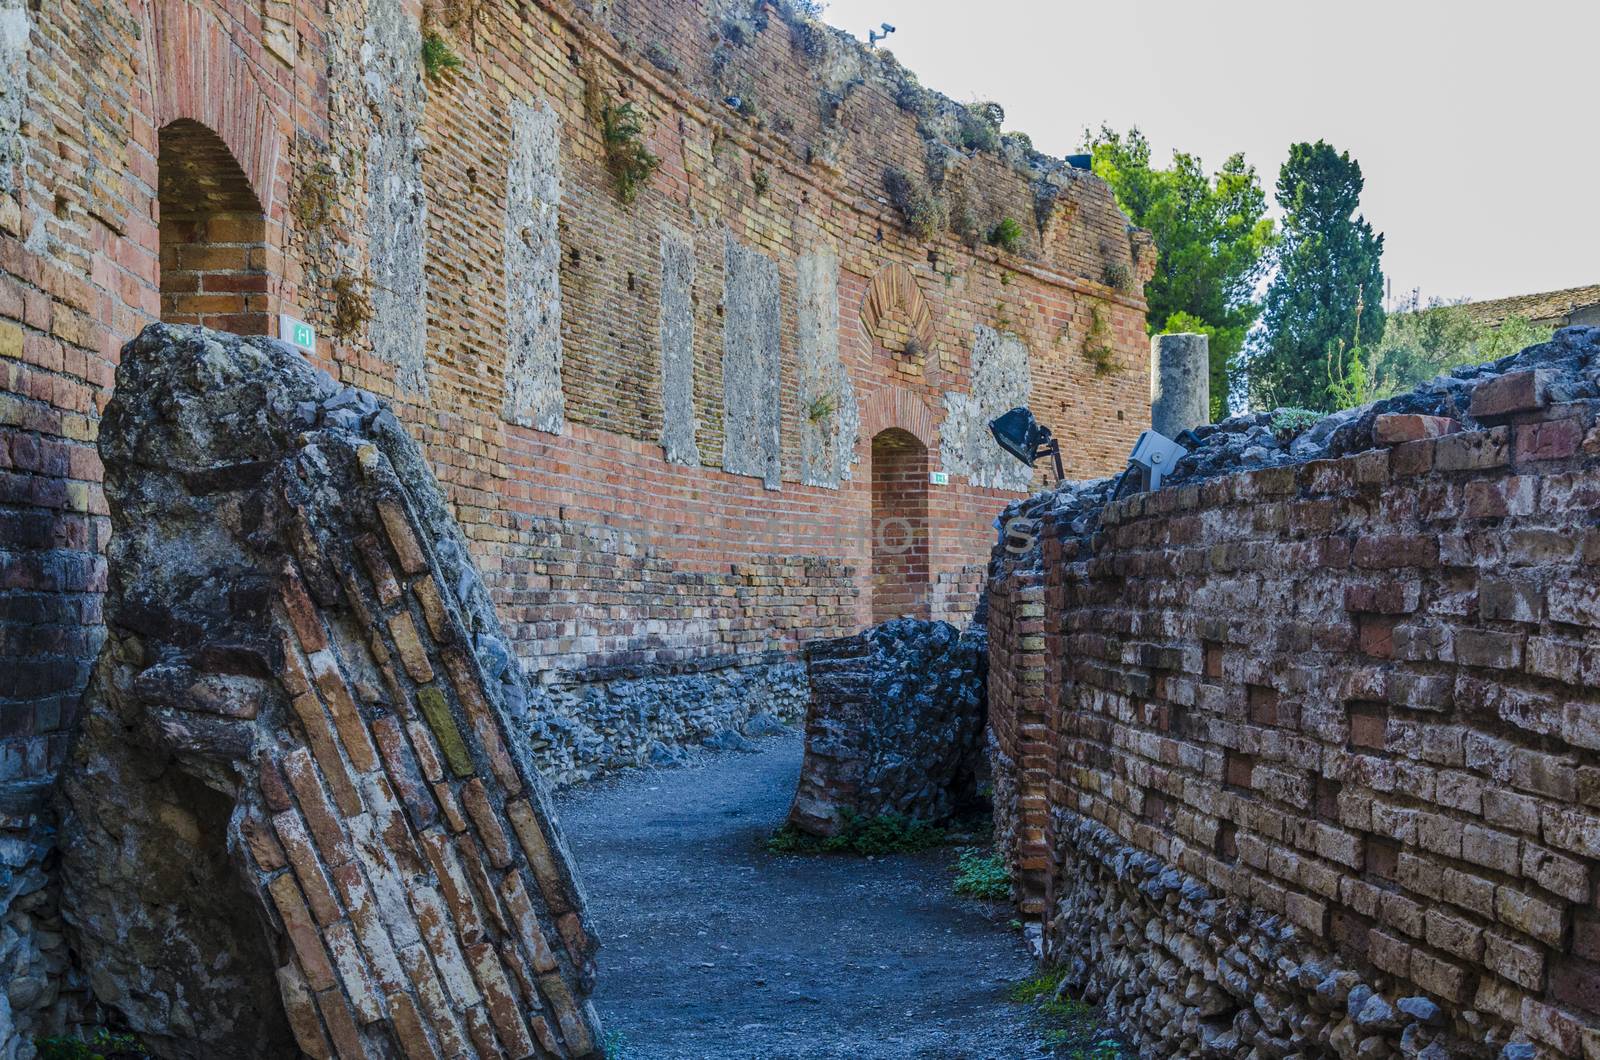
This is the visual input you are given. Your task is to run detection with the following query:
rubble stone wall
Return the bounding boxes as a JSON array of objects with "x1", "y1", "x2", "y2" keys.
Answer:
[{"x1": 988, "y1": 330, "x2": 1600, "y2": 1056}]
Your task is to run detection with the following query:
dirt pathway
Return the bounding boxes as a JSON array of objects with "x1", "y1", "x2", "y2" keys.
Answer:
[{"x1": 554, "y1": 733, "x2": 1055, "y2": 1059}]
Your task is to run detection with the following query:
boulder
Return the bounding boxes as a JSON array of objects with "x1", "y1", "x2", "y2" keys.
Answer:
[{"x1": 57, "y1": 324, "x2": 604, "y2": 1058}]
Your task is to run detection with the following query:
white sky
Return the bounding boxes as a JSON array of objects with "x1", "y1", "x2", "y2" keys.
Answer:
[{"x1": 823, "y1": 0, "x2": 1598, "y2": 305}]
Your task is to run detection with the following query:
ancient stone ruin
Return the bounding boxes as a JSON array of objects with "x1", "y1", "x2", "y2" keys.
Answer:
[
  {"x1": 787, "y1": 618, "x2": 987, "y2": 836},
  {"x1": 57, "y1": 324, "x2": 602, "y2": 1058},
  {"x1": 988, "y1": 326, "x2": 1600, "y2": 1057}
]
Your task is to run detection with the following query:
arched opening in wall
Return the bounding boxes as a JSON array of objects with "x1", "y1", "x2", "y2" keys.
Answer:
[
  {"x1": 158, "y1": 119, "x2": 270, "y2": 334},
  {"x1": 870, "y1": 428, "x2": 931, "y2": 623}
]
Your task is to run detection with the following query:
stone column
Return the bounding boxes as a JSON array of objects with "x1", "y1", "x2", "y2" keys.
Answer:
[{"x1": 1150, "y1": 333, "x2": 1210, "y2": 437}]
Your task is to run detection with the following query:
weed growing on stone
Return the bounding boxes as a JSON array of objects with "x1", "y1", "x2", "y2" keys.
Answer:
[
  {"x1": 599, "y1": 100, "x2": 661, "y2": 205},
  {"x1": 331, "y1": 275, "x2": 373, "y2": 339},
  {"x1": 1081, "y1": 306, "x2": 1118, "y2": 376},
  {"x1": 421, "y1": 32, "x2": 464, "y2": 82},
  {"x1": 752, "y1": 167, "x2": 770, "y2": 196},
  {"x1": 766, "y1": 810, "x2": 946, "y2": 855},
  {"x1": 806, "y1": 392, "x2": 837, "y2": 421},
  {"x1": 1270, "y1": 406, "x2": 1322, "y2": 439},
  {"x1": 958, "y1": 102, "x2": 1003, "y2": 153},
  {"x1": 951, "y1": 847, "x2": 1010, "y2": 899},
  {"x1": 1011, "y1": 970, "x2": 1126, "y2": 1058},
  {"x1": 883, "y1": 166, "x2": 947, "y2": 241},
  {"x1": 603, "y1": 1030, "x2": 629, "y2": 1059},
  {"x1": 1101, "y1": 260, "x2": 1132, "y2": 292},
  {"x1": 988, "y1": 216, "x2": 1024, "y2": 253},
  {"x1": 35, "y1": 1029, "x2": 151, "y2": 1060}
]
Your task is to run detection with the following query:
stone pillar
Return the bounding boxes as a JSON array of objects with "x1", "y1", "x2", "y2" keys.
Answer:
[{"x1": 1150, "y1": 333, "x2": 1210, "y2": 437}]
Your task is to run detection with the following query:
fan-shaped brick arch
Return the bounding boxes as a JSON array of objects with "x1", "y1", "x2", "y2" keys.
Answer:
[{"x1": 860, "y1": 262, "x2": 934, "y2": 353}]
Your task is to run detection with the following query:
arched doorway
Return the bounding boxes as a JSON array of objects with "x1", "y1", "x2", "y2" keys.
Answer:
[
  {"x1": 870, "y1": 427, "x2": 931, "y2": 623},
  {"x1": 157, "y1": 119, "x2": 269, "y2": 334}
]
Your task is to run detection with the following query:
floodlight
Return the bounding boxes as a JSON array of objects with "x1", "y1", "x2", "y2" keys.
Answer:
[{"x1": 988, "y1": 407, "x2": 1064, "y2": 483}]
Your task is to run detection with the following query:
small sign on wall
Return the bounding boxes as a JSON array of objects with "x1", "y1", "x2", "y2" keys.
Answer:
[
  {"x1": 929, "y1": 470, "x2": 949, "y2": 486},
  {"x1": 279, "y1": 313, "x2": 316, "y2": 354}
]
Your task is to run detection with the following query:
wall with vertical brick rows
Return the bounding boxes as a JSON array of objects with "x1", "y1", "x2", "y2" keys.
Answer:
[{"x1": 987, "y1": 369, "x2": 1600, "y2": 1055}]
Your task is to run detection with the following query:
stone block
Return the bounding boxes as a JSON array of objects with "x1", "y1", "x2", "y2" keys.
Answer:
[
  {"x1": 1372, "y1": 414, "x2": 1458, "y2": 444},
  {"x1": 1470, "y1": 369, "x2": 1551, "y2": 420}
]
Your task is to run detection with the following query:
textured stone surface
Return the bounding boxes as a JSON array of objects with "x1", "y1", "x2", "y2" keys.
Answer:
[
  {"x1": 797, "y1": 246, "x2": 859, "y2": 489},
  {"x1": 787, "y1": 618, "x2": 987, "y2": 835},
  {"x1": 658, "y1": 223, "x2": 700, "y2": 466},
  {"x1": 58, "y1": 325, "x2": 602, "y2": 1058},
  {"x1": 0, "y1": 0, "x2": 27, "y2": 197},
  {"x1": 504, "y1": 97, "x2": 564, "y2": 433},
  {"x1": 1149, "y1": 331, "x2": 1209, "y2": 437},
  {"x1": 526, "y1": 655, "x2": 808, "y2": 786},
  {"x1": 720, "y1": 230, "x2": 782, "y2": 489},
  {"x1": 987, "y1": 327, "x2": 1600, "y2": 1059},
  {"x1": 364, "y1": 0, "x2": 428, "y2": 393},
  {"x1": 941, "y1": 325, "x2": 1033, "y2": 491}
]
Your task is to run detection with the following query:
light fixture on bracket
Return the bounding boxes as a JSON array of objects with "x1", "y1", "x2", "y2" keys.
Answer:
[
  {"x1": 988, "y1": 406, "x2": 1064, "y2": 483},
  {"x1": 1112, "y1": 429, "x2": 1189, "y2": 497}
]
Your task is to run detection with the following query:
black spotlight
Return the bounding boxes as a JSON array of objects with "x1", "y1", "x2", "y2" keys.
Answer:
[{"x1": 989, "y1": 407, "x2": 1064, "y2": 483}]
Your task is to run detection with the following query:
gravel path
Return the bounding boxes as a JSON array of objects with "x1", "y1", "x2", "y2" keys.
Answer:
[{"x1": 554, "y1": 733, "x2": 1055, "y2": 1059}]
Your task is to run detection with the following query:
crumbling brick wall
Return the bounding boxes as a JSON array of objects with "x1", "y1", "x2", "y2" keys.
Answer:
[{"x1": 989, "y1": 335, "x2": 1600, "y2": 1056}]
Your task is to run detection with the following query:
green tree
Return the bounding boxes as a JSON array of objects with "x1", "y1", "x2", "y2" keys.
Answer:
[
  {"x1": 1247, "y1": 140, "x2": 1385, "y2": 411},
  {"x1": 1087, "y1": 126, "x2": 1276, "y2": 420},
  {"x1": 1366, "y1": 292, "x2": 1553, "y2": 398}
]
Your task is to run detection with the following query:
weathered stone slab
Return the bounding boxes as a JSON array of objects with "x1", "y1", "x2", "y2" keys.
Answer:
[
  {"x1": 941, "y1": 325, "x2": 1033, "y2": 491},
  {"x1": 787, "y1": 618, "x2": 987, "y2": 836},
  {"x1": 503, "y1": 97, "x2": 564, "y2": 433},
  {"x1": 797, "y1": 246, "x2": 858, "y2": 489},
  {"x1": 721, "y1": 230, "x2": 781, "y2": 489},
  {"x1": 658, "y1": 223, "x2": 700, "y2": 466},
  {"x1": 58, "y1": 324, "x2": 603, "y2": 1058}
]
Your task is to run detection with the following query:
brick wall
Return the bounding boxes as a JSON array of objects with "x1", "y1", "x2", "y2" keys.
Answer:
[
  {"x1": 0, "y1": 0, "x2": 1152, "y2": 814},
  {"x1": 987, "y1": 367, "x2": 1600, "y2": 1055}
]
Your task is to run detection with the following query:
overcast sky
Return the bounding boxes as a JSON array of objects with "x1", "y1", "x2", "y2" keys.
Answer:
[{"x1": 823, "y1": 0, "x2": 1597, "y2": 305}]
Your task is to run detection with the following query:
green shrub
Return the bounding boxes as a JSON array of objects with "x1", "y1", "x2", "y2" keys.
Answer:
[
  {"x1": 421, "y1": 32, "x2": 464, "y2": 82},
  {"x1": 767, "y1": 810, "x2": 946, "y2": 855},
  {"x1": 1270, "y1": 407, "x2": 1321, "y2": 437},
  {"x1": 988, "y1": 216, "x2": 1023, "y2": 253},
  {"x1": 600, "y1": 100, "x2": 661, "y2": 204},
  {"x1": 952, "y1": 847, "x2": 1010, "y2": 899},
  {"x1": 958, "y1": 104, "x2": 1002, "y2": 153},
  {"x1": 1082, "y1": 305, "x2": 1118, "y2": 376}
]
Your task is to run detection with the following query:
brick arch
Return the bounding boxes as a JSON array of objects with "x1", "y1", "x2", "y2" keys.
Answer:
[
  {"x1": 150, "y1": 0, "x2": 286, "y2": 216},
  {"x1": 857, "y1": 386, "x2": 939, "y2": 452}
]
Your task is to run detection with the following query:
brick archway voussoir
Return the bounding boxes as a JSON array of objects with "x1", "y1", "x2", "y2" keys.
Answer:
[
  {"x1": 859, "y1": 387, "x2": 939, "y2": 453},
  {"x1": 152, "y1": 0, "x2": 286, "y2": 217}
]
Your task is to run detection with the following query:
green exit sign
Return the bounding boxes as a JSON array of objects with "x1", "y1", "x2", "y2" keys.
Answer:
[
  {"x1": 929, "y1": 470, "x2": 949, "y2": 485},
  {"x1": 279, "y1": 313, "x2": 316, "y2": 353}
]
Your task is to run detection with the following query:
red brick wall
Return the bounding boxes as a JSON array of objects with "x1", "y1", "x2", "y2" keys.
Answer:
[
  {"x1": 0, "y1": 0, "x2": 1153, "y2": 804},
  {"x1": 989, "y1": 385, "x2": 1600, "y2": 1053},
  {"x1": 869, "y1": 427, "x2": 930, "y2": 622}
]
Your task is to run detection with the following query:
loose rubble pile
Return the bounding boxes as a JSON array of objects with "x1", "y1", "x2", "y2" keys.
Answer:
[
  {"x1": 58, "y1": 325, "x2": 603, "y2": 1058},
  {"x1": 786, "y1": 618, "x2": 987, "y2": 836},
  {"x1": 994, "y1": 324, "x2": 1600, "y2": 576},
  {"x1": 523, "y1": 656, "x2": 808, "y2": 785}
]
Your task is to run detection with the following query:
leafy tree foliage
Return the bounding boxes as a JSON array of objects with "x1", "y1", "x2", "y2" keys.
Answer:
[
  {"x1": 1366, "y1": 294, "x2": 1553, "y2": 399},
  {"x1": 1247, "y1": 141, "x2": 1385, "y2": 411},
  {"x1": 1088, "y1": 126, "x2": 1276, "y2": 419}
]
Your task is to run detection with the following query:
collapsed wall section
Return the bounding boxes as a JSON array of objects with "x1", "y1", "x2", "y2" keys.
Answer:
[
  {"x1": 989, "y1": 328, "x2": 1600, "y2": 1057},
  {"x1": 58, "y1": 325, "x2": 603, "y2": 1058}
]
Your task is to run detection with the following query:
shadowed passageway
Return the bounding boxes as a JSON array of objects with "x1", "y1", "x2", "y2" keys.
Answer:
[{"x1": 557, "y1": 735, "x2": 1052, "y2": 1059}]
